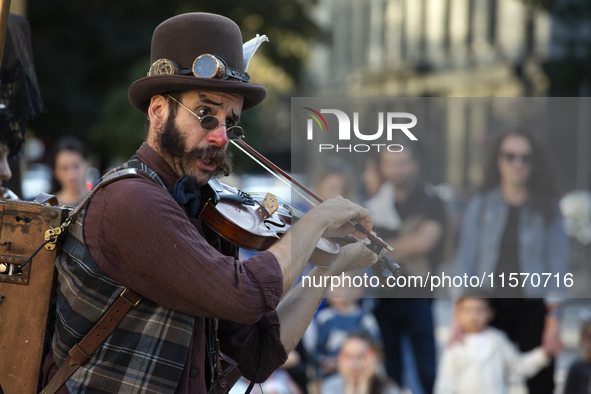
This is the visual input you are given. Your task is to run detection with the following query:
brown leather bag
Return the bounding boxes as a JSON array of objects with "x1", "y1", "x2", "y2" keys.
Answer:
[{"x1": 0, "y1": 197, "x2": 71, "y2": 394}]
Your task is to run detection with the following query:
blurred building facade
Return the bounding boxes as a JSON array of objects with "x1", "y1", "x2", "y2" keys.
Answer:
[
  {"x1": 308, "y1": 0, "x2": 550, "y2": 97},
  {"x1": 305, "y1": 0, "x2": 590, "y2": 194}
]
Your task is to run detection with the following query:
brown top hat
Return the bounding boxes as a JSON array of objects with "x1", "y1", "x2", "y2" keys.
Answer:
[{"x1": 128, "y1": 13, "x2": 266, "y2": 113}]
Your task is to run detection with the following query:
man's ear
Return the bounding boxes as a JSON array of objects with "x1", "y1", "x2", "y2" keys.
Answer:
[{"x1": 147, "y1": 95, "x2": 169, "y2": 131}]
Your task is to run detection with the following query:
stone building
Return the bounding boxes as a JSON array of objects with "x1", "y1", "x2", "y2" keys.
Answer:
[{"x1": 304, "y1": 0, "x2": 589, "y2": 193}]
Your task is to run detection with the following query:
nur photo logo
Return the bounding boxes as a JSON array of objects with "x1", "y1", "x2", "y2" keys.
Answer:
[{"x1": 302, "y1": 107, "x2": 418, "y2": 153}]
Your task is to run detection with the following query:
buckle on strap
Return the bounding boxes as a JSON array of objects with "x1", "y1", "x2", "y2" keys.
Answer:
[{"x1": 120, "y1": 287, "x2": 141, "y2": 306}]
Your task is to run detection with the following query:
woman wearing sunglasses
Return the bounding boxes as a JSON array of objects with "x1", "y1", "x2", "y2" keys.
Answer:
[{"x1": 454, "y1": 129, "x2": 569, "y2": 394}]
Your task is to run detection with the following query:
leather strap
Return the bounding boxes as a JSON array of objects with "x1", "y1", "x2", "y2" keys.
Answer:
[
  {"x1": 41, "y1": 288, "x2": 142, "y2": 394},
  {"x1": 67, "y1": 168, "x2": 155, "y2": 221}
]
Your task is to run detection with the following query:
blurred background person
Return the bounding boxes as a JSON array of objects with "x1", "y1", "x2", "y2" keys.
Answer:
[
  {"x1": 320, "y1": 332, "x2": 400, "y2": 394},
  {"x1": 455, "y1": 129, "x2": 569, "y2": 394},
  {"x1": 361, "y1": 156, "x2": 383, "y2": 201},
  {"x1": 0, "y1": 128, "x2": 15, "y2": 199},
  {"x1": 562, "y1": 311, "x2": 591, "y2": 394},
  {"x1": 0, "y1": 13, "x2": 44, "y2": 200},
  {"x1": 315, "y1": 275, "x2": 382, "y2": 379},
  {"x1": 314, "y1": 168, "x2": 350, "y2": 201},
  {"x1": 435, "y1": 295, "x2": 550, "y2": 394},
  {"x1": 49, "y1": 136, "x2": 90, "y2": 206},
  {"x1": 230, "y1": 362, "x2": 304, "y2": 394},
  {"x1": 366, "y1": 144, "x2": 446, "y2": 394}
]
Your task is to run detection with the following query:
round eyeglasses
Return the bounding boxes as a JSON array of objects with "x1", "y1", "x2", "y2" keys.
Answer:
[{"x1": 167, "y1": 95, "x2": 244, "y2": 140}]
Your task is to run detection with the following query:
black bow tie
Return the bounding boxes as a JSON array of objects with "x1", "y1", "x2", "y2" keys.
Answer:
[{"x1": 173, "y1": 175, "x2": 202, "y2": 218}]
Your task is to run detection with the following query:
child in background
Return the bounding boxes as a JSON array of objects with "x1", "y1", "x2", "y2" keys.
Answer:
[
  {"x1": 315, "y1": 276, "x2": 381, "y2": 378},
  {"x1": 320, "y1": 333, "x2": 400, "y2": 394},
  {"x1": 563, "y1": 311, "x2": 591, "y2": 394},
  {"x1": 434, "y1": 296, "x2": 550, "y2": 394}
]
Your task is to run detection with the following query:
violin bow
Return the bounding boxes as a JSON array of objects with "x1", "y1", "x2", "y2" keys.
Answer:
[{"x1": 229, "y1": 136, "x2": 395, "y2": 254}]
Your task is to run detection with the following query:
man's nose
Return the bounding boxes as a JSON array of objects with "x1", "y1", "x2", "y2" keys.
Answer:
[{"x1": 208, "y1": 125, "x2": 229, "y2": 147}]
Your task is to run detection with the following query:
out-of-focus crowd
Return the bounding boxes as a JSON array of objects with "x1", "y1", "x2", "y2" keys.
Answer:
[{"x1": 233, "y1": 129, "x2": 591, "y2": 394}]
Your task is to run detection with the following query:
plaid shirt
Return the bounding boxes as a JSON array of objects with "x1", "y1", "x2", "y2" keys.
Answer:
[{"x1": 52, "y1": 159, "x2": 194, "y2": 393}]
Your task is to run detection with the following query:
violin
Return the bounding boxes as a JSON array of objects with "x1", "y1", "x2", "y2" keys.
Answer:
[
  {"x1": 196, "y1": 134, "x2": 402, "y2": 284},
  {"x1": 199, "y1": 179, "x2": 341, "y2": 268}
]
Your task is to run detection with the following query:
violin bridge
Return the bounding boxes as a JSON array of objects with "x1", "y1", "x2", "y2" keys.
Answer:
[{"x1": 261, "y1": 193, "x2": 279, "y2": 215}]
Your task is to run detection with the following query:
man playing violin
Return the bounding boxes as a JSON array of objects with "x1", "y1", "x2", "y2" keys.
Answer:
[{"x1": 42, "y1": 13, "x2": 378, "y2": 394}]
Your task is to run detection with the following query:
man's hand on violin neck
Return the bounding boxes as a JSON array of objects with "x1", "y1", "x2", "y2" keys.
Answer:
[{"x1": 310, "y1": 196, "x2": 374, "y2": 239}]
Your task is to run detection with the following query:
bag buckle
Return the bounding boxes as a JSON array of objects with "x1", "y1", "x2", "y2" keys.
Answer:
[{"x1": 120, "y1": 288, "x2": 140, "y2": 306}]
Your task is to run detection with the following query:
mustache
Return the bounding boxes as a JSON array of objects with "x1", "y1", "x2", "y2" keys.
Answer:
[
  {"x1": 156, "y1": 118, "x2": 233, "y2": 177},
  {"x1": 184, "y1": 145, "x2": 233, "y2": 177}
]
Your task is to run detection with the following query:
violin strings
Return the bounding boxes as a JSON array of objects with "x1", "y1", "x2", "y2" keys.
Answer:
[{"x1": 229, "y1": 140, "x2": 317, "y2": 207}]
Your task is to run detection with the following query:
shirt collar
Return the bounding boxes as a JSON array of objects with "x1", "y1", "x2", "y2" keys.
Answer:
[{"x1": 135, "y1": 142, "x2": 179, "y2": 194}]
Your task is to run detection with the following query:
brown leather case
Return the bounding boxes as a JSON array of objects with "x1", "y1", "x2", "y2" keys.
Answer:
[{"x1": 0, "y1": 201, "x2": 70, "y2": 394}]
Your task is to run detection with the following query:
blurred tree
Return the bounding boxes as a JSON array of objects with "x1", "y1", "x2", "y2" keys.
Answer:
[{"x1": 27, "y1": 0, "x2": 321, "y2": 172}]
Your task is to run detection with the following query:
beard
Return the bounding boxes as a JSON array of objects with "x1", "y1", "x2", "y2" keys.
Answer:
[{"x1": 156, "y1": 116, "x2": 233, "y2": 186}]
